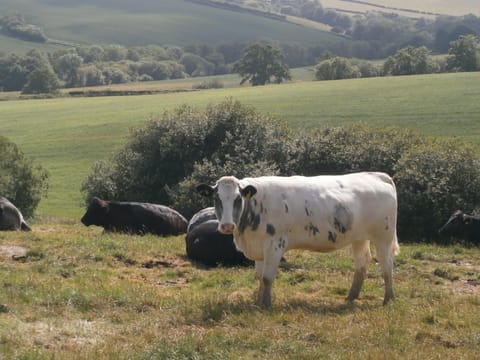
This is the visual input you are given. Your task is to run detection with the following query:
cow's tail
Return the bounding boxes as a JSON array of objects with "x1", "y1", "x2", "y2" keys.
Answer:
[{"x1": 392, "y1": 233, "x2": 400, "y2": 256}]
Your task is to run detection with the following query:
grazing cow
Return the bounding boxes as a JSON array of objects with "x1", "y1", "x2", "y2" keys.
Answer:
[
  {"x1": 187, "y1": 207, "x2": 216, "y2": 232},
  {"x1": 0, "y1": 197, "x2": 31, "y2": 231},
  {"x1": 81, "y1": 197, "x2": 187, "y2": 236},
  {"x1": 186, "y1": 219, "x2": 253, "y2": 267},
  {"x1": 438, "y1": 210, "x2": 480, "y2": 243},
  {"x1": 197, "y1": 172, "x2": 399, "y2": 307}
]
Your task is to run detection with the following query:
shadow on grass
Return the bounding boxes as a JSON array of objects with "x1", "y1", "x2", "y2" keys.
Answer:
[{"x1": 192, "y1": 294, "x2": 369, "y2": 324}]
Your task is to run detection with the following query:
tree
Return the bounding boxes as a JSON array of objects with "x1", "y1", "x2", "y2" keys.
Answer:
[
  {"x1": 22, "y1": 67, "x2": 59, "y2": 94},
  {"x1": 232, "y1": 43, "x2": 291, "y2": 86},
  {"x1": 315, "y1": 57, "x2": 360, "y2": 80},
  {"x1": 383, "y1": 46, "x2": 437, "y2": 76},
  {"x1": 446, "y1": 34, "x2": 479, "y2": 72},
  {"x1": 53, "y1": 53, "x2": 83, "y2": 87}
]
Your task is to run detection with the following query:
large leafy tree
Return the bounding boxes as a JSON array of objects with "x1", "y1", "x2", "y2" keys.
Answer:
[
  {"x1": 446, "y1": 34, "x2": 479, "y2": 72},
  {"x1": 232, "y1": 42, "x2": 291, "y2": 86}
]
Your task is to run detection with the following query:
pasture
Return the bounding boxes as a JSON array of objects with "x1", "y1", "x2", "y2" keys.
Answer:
[
  {"x1": 1, "y1": 71, "x2": 480, "y2": 219},
  {"x1": 321, "y1": 0, "x2": 479, "y2": 17},
  {"x1": 0, "y1": 0, "x2": 345, "y2": 52},
  {"x1": 0, "y1": 225, "x2": 479, "y2": 359},
  {"x1": 1, "y1": 72, "x2": 480, "y2": 358}
]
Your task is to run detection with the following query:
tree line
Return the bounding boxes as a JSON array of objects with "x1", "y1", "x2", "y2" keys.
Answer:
[{"x1": 1, "y1": 33, "x2": 478, "y2": 93}]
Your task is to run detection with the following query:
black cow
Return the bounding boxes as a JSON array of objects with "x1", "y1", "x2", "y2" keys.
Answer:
[
  {"x1": 439, "y1": 210, "x2": 480, "y2": 243},
  {"x1": 0, "y1": 197, "x2": 31, "y2": 231},
  {"x1": 81, "y1": 197, "x2": 187, "y2": 236},
  {"x1": 187, "y1": 206, "x2": 216, "y2": 232},
  {"x1": 185, "y1": 207, "x2": 252, "y2": 267}
]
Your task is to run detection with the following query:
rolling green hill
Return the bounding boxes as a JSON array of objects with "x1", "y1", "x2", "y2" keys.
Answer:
[
  {"x1": 0, "y1": 0, "x2": 348, "y2": 53},
  {"x1": 1, "y1": 72, "x2": 479, "y2": 219}
]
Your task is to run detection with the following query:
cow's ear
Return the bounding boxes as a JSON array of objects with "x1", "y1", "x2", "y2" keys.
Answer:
[
  {"x1": 196, "y1": 184, "x2": 215, "y2": 197},
  {"x1": 241, "y1": 185, "x2": 257, "y2": 200},
  {"x1": 92, "y1": 197, "x2": 108, "y2": 208}
]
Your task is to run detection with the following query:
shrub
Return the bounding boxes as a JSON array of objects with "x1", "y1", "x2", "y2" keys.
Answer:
[
  {"x1": 81, "y1": 99, "x2": 293, "y2": 218},
  {"x1": 0, "y1": 136, "x2": 49, "y2": 218},
  {"x1": 192, "y1": 79, "x2": 224, "y2": 89},
  {"x1": 82, "y1": 102, "x2": 480, "y2": 243},
  {"x1": 394, "y1": 140, "x2": 480, "y2": 242},
  {"x1": 291, "y1": 124, "x2": 422, "y2": 175},
  {"x1": 315, "y1": 57, "x2": 360, "y2": 81}
]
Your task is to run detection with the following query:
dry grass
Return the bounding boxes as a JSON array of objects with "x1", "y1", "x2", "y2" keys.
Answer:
[{"x1": 1, "y1": 224, "x2": 479, "y2": 359}]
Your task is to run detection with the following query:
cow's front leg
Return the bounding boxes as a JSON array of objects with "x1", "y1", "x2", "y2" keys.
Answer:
[{"x1": 255, "y1": 238, "x2": 285, "y2": 308}]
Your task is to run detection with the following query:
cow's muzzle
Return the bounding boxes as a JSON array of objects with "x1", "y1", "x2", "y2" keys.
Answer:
[{"x1": 220, "y1": 223, "x2": 235, "y2": 234}]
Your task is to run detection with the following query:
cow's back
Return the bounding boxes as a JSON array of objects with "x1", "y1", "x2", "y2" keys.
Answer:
[
  {"x1": 127, "y1": 202, "x2": 188, "y2": 235},
  {"x1": 0, "y1": 197, "x2": 23, "y2": 231}
]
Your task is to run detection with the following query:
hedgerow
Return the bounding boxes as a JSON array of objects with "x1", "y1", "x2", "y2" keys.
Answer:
[{"x1": 82, "y1": 100, "x2": 480, "y2": 243}]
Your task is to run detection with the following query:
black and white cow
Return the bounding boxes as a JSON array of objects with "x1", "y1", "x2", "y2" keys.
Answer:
[
  {"x1": 81, "y1": 197, "x2": 187, "y2": 236},
  {"x1": 0, "y1": 197, "x2": 31, "y2": 231},
  {"x1": 438, "y1": 210, "x2": 480, "y2": 243},
  {"x1": 185, "y1": 219, "x2": 253, "y2": 267},
  {"x1": 197, "y1": 172, "x2": 399, "y2": 307}
]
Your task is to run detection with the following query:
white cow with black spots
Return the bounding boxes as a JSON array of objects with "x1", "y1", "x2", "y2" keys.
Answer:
[{"x1": 197, "y1": 172, "x2": 399, "y2": 307}]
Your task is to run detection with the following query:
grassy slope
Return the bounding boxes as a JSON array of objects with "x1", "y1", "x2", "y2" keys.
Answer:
[
  {"x1": 0, "y1": 227, "x2": 479, "y2": 359},
  {"x1": 321, "y1": 0, "x2": 480, "y2": 17},
  {"x1": 0, "y1": 0, "x2": 346, "y2": 52},
  {"x1": 0, "y1": 72, "x2": 479, "y2": 219}
]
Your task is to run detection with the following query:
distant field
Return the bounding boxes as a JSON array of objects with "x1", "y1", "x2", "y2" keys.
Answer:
[
  {"x1": 322, "y1": 0, "x2": 479, "y2": 17},
  {"x1": 0, "y1": 0, "x2": 346, "y2": 52},
  {"x1": 0, "y1": 72, "x2": 479, "y2": 219}
]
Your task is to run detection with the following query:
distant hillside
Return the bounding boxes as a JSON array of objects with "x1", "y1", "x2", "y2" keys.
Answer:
[
  {"x1": 0, "y1": 0, "x2": 347, "y2": 52},
  {"x1": 322, "y1": 0, "x2": 480, "y2": 18}
]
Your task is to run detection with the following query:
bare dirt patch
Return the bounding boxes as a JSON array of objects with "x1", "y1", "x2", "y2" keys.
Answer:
[{"x1": 0, "y1": 245, "x2": 28, "y2": 259}]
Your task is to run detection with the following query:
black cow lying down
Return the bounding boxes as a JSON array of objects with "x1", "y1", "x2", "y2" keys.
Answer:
[
  {"x1": 185, "y1": 208, "x2": 252, "y2": 267},
  {"x1": 81, "y1": 197, "x2": 187, "y2": 236},
  {"x1": 0, "y1": 197, "x2": 31, "y2": 231},
  {"x1": 439, "y1": 210, "x2": 480, "y2": 244}
]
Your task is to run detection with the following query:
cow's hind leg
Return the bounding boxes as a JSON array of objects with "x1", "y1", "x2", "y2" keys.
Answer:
[
  {"x1": 347, "y1": 240, "x2": 371, "y2": 302},
  {"x1": 374, "y1": 237, "x2": 395, "y2": 305}
]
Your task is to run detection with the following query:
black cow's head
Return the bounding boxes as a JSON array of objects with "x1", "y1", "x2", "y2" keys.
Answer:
[
  {"x1": 81, "y1": 197, "x2": 110, "y2": 227},
  {"x1": 197, "y1": 176, "x2": 256, "y2": 234},
  {"x1": 438, "y1": 210, "x2": 469, "y2": 237}
]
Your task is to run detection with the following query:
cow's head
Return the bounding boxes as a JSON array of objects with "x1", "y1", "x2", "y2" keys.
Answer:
[
  {"x1": 81, "y1": 197, "x2": 109, "y2": 226},
  {"x1": 438, "y1": 210, "x2": 469, "y2": 236},
  {"x1": 197, "y1": 176, "x2": 257, "y2": 234}
]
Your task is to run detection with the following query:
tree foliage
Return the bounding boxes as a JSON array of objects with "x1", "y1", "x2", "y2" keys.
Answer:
[
  {"x1": 315, "y1": 57, "x2": 360, "y2": 80},
  {"x1": 81, "y1": 99, "x2": 292, "y2": 218},
  {"x1": 83, "y1": 101, "x2": 480, "y2": 243},
  {"x1": 0, "y1": 136, "x2": 49, "y2": 218},
  {"x1": 446, "y1": 34, "x2": 480, "y2": 72},
  {"x1": 383, "y1": 46, "x2": 438, "y2": 76},
  {"x1": 232, "y1": 42, "x2": 291, "y2": 86}
]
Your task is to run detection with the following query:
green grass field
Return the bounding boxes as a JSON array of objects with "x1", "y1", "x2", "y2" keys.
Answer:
[
  {"x1": 0, "y1": 0, "x2": 347, "y2": 52},
  {"x1": 1, "y1": 71, "x2": 480, "y2": 219},
  {"x1": 0, "y1": 226, "x2": 479, "y2": 359},
  {"x1": 1, "y1": 72, "x2": 480, "y2": 359}
]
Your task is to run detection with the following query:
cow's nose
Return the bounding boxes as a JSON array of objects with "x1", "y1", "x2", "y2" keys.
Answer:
[{"x1": 220, "y1": 223, "x2": 235, "y2": 234}]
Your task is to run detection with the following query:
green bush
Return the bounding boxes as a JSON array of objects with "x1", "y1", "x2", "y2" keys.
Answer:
[
  {"x1": 394, "y1": 140, "x2": 480, "y2": 242},
  {"x1": 81, "y1": 99, "x2": 292, "y2": 218},
  {"x1": 291, "y1": 124, "x2": 422, "y2": 175},
  {"x1": 0, "y1": 136, "x2": 49, "y2": 218},
  {"x1": 82, "y1": 102, "x2": 480, "y2": 242}
]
